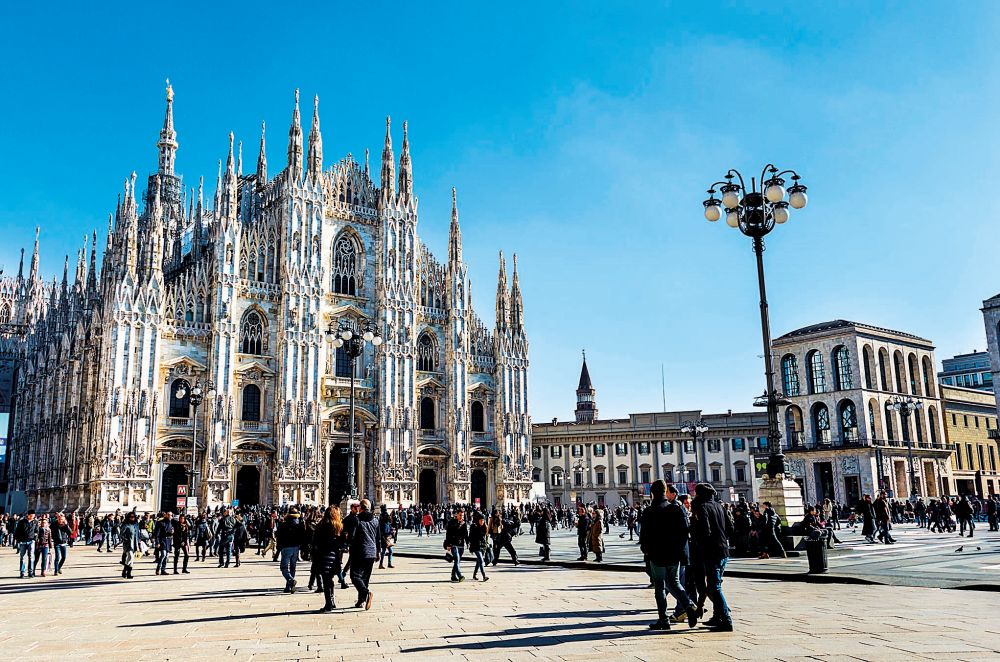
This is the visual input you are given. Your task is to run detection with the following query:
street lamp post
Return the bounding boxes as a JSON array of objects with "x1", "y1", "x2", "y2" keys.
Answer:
[
  {"x1": 326, "y1": 318, "x2": 382, "y2": 501},
  {"x1": 175, "y1": 378, "x2": 215, "y2": 510},
  {"x1": 703, "y1": 165, "x2": 809, "y2": 478},
  {"x1": 680, "y1": 419, "x2": 709, "y2": 484},
  {"x1": 572, "y1": 458, "x2": 589, "y2": 504},
  {"x1": 886, "y1": 395, "x2": 923, "y2": 498}
]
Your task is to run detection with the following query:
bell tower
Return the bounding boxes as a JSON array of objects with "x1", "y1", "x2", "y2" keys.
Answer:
[{"x1": 575, "y1": 350, "x2": 597, "y2": 423}]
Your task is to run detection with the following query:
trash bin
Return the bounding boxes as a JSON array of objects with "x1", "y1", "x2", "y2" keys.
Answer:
[{"x1": 805, "y1": 538, "x2": 828, "y2": 574}]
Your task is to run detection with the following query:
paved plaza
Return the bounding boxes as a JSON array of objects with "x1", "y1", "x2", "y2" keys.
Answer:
[
  {"x1": 397, "y1": 521, "x2": 1000, "y2": 589},
  {"x1": 2, "y1": 543, "x2": 1000, "y2": 662}
]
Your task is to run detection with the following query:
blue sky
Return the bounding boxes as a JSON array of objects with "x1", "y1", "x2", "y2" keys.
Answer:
[{"x1": 2, "y1": 2, "x2": 999, "y2": 421}]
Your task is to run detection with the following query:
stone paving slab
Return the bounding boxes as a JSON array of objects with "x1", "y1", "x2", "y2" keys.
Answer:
[{"x1": 1, "y1": 545, "x2": 999, "y2": 661}]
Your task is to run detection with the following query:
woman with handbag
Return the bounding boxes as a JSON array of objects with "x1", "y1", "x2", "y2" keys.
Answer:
[
  {"x1": 312, "y1": 506, "x2": 346, "y2": 613},
  {"x1": 469, "y1": 511, "x2": 490, "y2": 581},
  {"x1": 378, "y1": 506, "x2": 395, "y2": 569},
  {"x1": 589, "y1": 509, "x2": 606, "y2": 563},
  {"x1": 535, "y1": 507, "x2": 552, "y2": 561}
]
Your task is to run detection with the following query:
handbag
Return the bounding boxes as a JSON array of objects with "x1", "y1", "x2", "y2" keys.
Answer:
[
  {"x1": 384, "y1": 536, "x2": 395, "y2": 549},
  {"x1": 445, "y1": 551, "x2": 453, "y2": 563}
]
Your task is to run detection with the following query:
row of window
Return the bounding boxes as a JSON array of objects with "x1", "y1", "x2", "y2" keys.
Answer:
[
  {"x1": 168, "y1": 380, "x2": 487, "y2": 432},
  {"x1": 542, "y1": 464, "x2": 748, "y2": 487},
  {"x1": 785, "y1": 398, "x2": 941, "y2": 445},
  {"x1": 955, "y1": 443, "x2": 998, "y2": 472},
  {"x1": 941, "y1": 372, "x2": 993, "y2": 388},
  {"x1": 950, "y1": 412, "x2": 995, "y2": 430},
  {"x1": 533, "y1": 437, "x2": 763, "y2": 460},
  {"x1": 781, "y1": 345, "x2": 937, "y2": 398}
]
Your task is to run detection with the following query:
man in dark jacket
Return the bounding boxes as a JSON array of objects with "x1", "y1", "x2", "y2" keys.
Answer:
[
  {"x1": 14, "y1": 510, "x2": 38, "y2": 578},
  {"x1": 873, "y1": 492, "x2": 895, "y2": 544},
  {"x1": 152, "y1": 512, "x2": 174, "y2": 575},
  {"x1": 691, "y1": 483, "x2": 733, "y2": 631},
  {"x1": 349, "y1": 499, "x2": 380, "y2": 610},
  {"x1": 575, "y1": 505, "x2": 592, "y2": 561},
  {"x1": 639, "y1": 481, "x2": 698, "y2": 631},
  {"x1": 276, "y1": 508, "x2": 306, "y2": 592}
]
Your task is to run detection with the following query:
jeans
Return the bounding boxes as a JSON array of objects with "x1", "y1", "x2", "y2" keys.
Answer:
[
  {"x1": 450, "y1": 545, "x2": 464, "y2": 580},
  {"x1": 380, "y1": 544, "x2": 393, "y2": 566},
  {"x1": 18, "y1": 541, "x2": 35, "y2": 576},
  {"x1": 704, "y1": 558, "x2": 731, "y2": 624},
  {"x1": 577, "y1": 534, "x2": 588, "y2": 559},
  {"x1": 649, "y1": 562, "x2": 693, "y2": 620},
  {"x1": 34, "y1": 546, "x2": 50, "y2": 574},
  {"x1": 155, "y1": 547, "x2": 170, "y2": 573},
  {"x1": 280, "y1": 546, "x2": 299, "y2": 583},
  {"x1": 473, "y1": 549, "x2": 488, "y2": 577},
  {"x1": 54, "y1": 544, "x2": 68, "y2": 573},
  {"x1": 174, "y1": 546, "x2": 189, "y2": 572},
  {"x1": 960, "y1": 518, "x2": 975, "y2": 537}
]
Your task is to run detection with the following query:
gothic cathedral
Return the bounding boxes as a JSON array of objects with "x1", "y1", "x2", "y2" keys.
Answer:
[{"x1": 0, "y1": 83, "x2": 532, "y2": 513}]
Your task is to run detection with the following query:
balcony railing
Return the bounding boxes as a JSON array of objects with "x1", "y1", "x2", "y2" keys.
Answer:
[
  {"x1": 166, "y1": 417, "x2": 192, "y2": 428},
  {"x1": 989, "y1": 429, "x2": 1000, "y2": 441},
  {"x1": 786, "y1": 434, "x2": 956, "y2": 453}
]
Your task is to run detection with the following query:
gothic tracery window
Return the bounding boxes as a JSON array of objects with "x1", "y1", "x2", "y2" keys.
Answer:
[
  {"x1": 240, "y1": 310, "x2": 265, "y2": 355},
  {"x1": 470, "y1": 401, "x2": 485, "y2": 432},
  {"x1": 781, "y1": 354, "x2": 800, "y2": 396},
  {"x1": 332, "y1": 234, "x2": 359, "y2": 296},
  {"x1": 417, "y1": 332, "x2": 438, "y2": 372},
  {"x1": 0, "y1": 303, "x2": 10, "y2": 324}
]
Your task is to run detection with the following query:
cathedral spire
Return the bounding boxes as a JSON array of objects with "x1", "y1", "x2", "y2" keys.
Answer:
[
  {"x1": 496, "y1": 251, "x2": 510, "y2": 329},
  {"x1": 448, "y1": 187, "x2": 462, "y2": 266},
  {"x1": 157, "y1": 79, "x2": 179, "y2": 175},
  {"x1": 17, "y1": 247, "x2": 24, "y2": 283},
  {"x1": 222, "y1": 133, "x2": 238, "y2": 222},
  {"x1": 60, "y1": 254, "x2": 69, "y2": 303},
  {"x1": 287, "y1": 88, "x2": 303, "y2": 179},
  {"x1": 237, "y1": 140, "x2": 243, "y2": 177},
  {"x1": 87, "y1": 230, "x2": 98, "y2": 298},
  {"x1": 575, "y1": 350, "x2": 598, "y2": 423},
  {"x1": 28, "y1": 226, "x2": 39, "y2": 285},
  {"x1": 380, "y1": 116, "x2": 395, "y2": 202},
  {"x1": 74, "y1": 235, "x2": 87, "y2": 291},
  {"x1": 364, "y1": 147, "x2": 370, "y2": 175},
  {"x1": 307, "y1": 94, "x2": 323, "y2": 179},
  {"x1": 256, "y1": 121, "x2": 267, "y2": 183},
  {"x1": 398, "y1": 120, "x2": 413, "y2": 205},
  {"x1": 511, "y1": 253, "x2": 524, "y2": 332}
]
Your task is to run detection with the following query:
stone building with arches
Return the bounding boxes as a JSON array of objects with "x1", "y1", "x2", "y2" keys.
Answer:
[
  {"x1": 774, "y1": 320, "x2": 954, "y2": 506},
  {"x1": 2, "y1": 83, "x2": 531, "y2": 513}
]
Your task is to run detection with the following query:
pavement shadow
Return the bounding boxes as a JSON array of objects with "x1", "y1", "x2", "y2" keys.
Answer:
[
  {"x1": 402, "y1": 626, "x2": 666, "y2": 653},
  {"x1": 121, "y1": 608, "x2": 324, "y2": 627}
]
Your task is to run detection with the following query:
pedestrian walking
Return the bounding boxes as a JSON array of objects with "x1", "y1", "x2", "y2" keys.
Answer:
[
  {"x1": 589, "y1": 510, "x2": 606, "y2": 563},
  {"x1": 639, "y1": 481, "x2": 698, "y2": 631},
  {"x1": 535, "y1": 508, "x2": 551, "y2": 562},
  {"x1": 469, "y1": 511, "x2": 490, "y2": 581},
  {"x1": 312, "y1": 506, "x2": 347, "y2": 613},
  {"x1": 119, "y1": 512, "x2": 140, "y2": 580},
  {"x1": 349, "y1": 499, "x2": 380, "y2": 610},
  {"x1": 51, "y1": 513, "x2": 72, "y2": 575},
  {"x1": 691, "y1": 483, "x2": 734, "y2": 631},
  {"x1": 444, "y1": 509, "x2": 469, "y2": 582},
  {"x1": 276, "y1": 508, "x2": 306, "y2": 593},
  {"x1": 173, "y1": 514, "x2": 191, "y2": 574}
]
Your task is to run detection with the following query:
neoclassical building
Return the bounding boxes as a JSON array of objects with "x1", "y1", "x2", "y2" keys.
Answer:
[
  {"x1": 1, "y1": 83, "x2": 532, "y2": 513},
  {"x1": 531, "y1": 356, "x2": 762, "y2": 506},
  {"x1": 774, "y1": 320, "x2": 953, "y2": 506}
]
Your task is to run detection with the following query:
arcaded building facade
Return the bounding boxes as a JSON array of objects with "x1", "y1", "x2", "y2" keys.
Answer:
[
  {"x1": 1, "y1": 84, "x2": 531, "y2": 513},
  {"x1": 774, "y1": 320, "x2": 953, "y2": 506}
]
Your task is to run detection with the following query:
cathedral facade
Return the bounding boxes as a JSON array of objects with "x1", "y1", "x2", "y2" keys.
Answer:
[{"x1": 0, "y1": 84, "x2": 532, "y2": 514}]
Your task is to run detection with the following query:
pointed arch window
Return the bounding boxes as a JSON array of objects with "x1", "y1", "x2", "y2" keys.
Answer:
[
  {"x1": 417, "y1": 332, "x2": 438, "y2": 372},
  {"x1": 0, "y1": 303, "x2": 10, "y2": 324},
  {"x1": 332, "y1": 234, "x2": 359, "y2": 296},
  {"x1": 240, "y1": 310, "x2": 265, "y2": 355},
  {"x1": 781, "y1": 354, "x2": 800, "y2": 396},
  {"x1": 470, "y1": 400, "x2": 485, "y2": 432},
  {"x1": 242, "y1": 384, "x2": 261, "y2": 422},
  {"x1": 833, "y1": 346, "x2": 854, "y2": 390}
]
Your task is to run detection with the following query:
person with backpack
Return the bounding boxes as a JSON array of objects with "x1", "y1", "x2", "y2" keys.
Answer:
[{"x1": 691, "y1": 483, "x2": 734, "y2": 632}]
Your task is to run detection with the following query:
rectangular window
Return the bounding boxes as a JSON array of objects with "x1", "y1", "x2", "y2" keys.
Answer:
[
  {"x1": 978, "y1": 446, "x2": 986, "y2": 472},
  {"x1": 952, "y1": 413, "x2": 957, "y2": 426},
  {"x1": 684, "y1": 439, "x2": 694, "y2": 453},
  {"x1": 957, "y1": 445, "x2": 964, "y2": 470},
  {"x1": 593, "y1": 444, "x2": 606, "y2": 457},
  {"x1": 989, "y1": 447, "x2": 997, "y2": 472},
  {"x1": 532, "y1": 447, "x2": 541, "y2": 460},
  {"x1": 708, "y1": 439, "x2": 721, "y2": 453},
  {"x1": 732, "y1": 438, "x2": 745, "y2": 452},
  {"x1": 638, "y1": 441, "x2": 650, "y2": 455},
  {"x1": 664, "y1": 469, "x2": 673, "y2": 482},
  {"x1": 615, "y1": 443, "x2": 628, "y2": 456},
  {"x1": 618, "y1": 470, "x2": 627, "y2": 484},
  {"x1": 551, "y1": 446, "x2": 562, "y2": 458},
  {"x1": 574, "y1": 472, "x2": 583, "y2": 487},
  {"x1": 550, "y1": 472, "x2": 563, "y2": 487},
  {"x1": 596, "y1": 471, "x2": 605, "y2": 486},
  {"x1": 975, "y1": 417, "x2": 980, "y2": 428},
  {"x1": 964, "y1": 415, "x2": 969, "y2": 427},
  {"x1": 735, "y1": 466, "x2": 746, "y2": 482},
  {"x1": 711, "y1": 467, "x2": 721, "y2": 483},
  {"x1": 640, "y1": 469, "x2": 650, "y2": 484},
  {"x1": 660, "y1": 440, "x2": 673, "y2": 454},
  {"x1": 572, "y1": 444, "x2": 584, "y2": 457},
  {"x1": 966, "y1": 445, "x2": 975, "y2": 469}
]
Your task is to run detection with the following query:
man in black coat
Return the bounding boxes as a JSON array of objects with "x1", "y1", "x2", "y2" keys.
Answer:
[
  {"x1": 575, "y1": 505, "x2": 592, "y2": 561},
  {"x1": 276, "y1": 508, "x2": 306, "y2": 593},
  {"x1": 349, "y1": 499, "x2": 380, "y2": 610},
  {"x1": 639, "y1": 481, "x2": 698, "y2": 631},
  {"x1": 691, "y1": 483, "x2": 734, "y2": 631}
]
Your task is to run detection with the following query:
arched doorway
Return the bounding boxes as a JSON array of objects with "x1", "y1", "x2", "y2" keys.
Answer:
[
  {"x1": 471, "y1": 469, "x2": 487, "y2": 508},
  {"x1": 160, "y1": 464, "x2": 188, "y2": 513},
  {"x1": 419, "y1": 468, "x2": 438, "y2": 505},
  {"x1": 235, "y1": 465, "x2": 261, "y2": 506}
]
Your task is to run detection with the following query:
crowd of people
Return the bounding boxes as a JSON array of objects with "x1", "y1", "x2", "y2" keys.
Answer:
[{"x1": 3, "y1": 486, "x2": 997, "y2": 631}]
